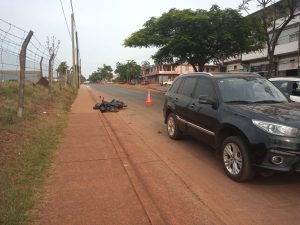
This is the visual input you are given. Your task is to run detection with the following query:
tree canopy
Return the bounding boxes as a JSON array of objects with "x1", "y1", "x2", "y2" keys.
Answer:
[
  {"x1": 124, "y1": 5, "x2": 264, "y2": 72},
  {"x1": 114, "y1": 60, "x2": 142, "y2": 82},
  {"x1": 56, "y1": 61, "x2": 68, "y2": 75},
  {"x1": 89, "y1": 64, "x2": 113, "y2": 83}
]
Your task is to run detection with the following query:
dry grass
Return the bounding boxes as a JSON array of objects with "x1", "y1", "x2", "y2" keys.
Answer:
[{"x1": 0, "y1": 81, "x2": 77, "y2": 225}]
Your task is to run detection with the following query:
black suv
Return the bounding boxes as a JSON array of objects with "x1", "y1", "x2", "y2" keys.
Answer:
[{"x1": 163, "y1": 72, "x2": 300, "y2": 181}]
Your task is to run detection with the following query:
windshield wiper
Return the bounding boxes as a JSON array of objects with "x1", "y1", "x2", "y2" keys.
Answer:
[
  {"x1": 224, "y1": 100, "x2": 252, "y2": 104},
  {"x1": 253, "y1": 100, "x2": 285, "y2": 103}
]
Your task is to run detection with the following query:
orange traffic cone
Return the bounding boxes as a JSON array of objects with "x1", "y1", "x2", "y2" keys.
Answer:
[{"x1": 145, "y1": 90, "x2": 152, "y2": 105}]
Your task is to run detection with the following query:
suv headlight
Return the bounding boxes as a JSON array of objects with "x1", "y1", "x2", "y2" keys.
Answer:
[{"x1": 252, "y1": 120, "x2": 298, "y2": 138}]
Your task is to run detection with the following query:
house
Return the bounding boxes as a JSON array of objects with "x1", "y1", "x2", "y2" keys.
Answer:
[
  {"x1": 142, "y1": 64, "x2": 219, "y2": 84},
  {"x1": 225, "y1": 0, "x2": 300, "y2": 77}
]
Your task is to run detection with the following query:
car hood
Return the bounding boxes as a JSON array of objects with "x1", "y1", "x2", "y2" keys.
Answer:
[{"x1": 226, "y1": 102, "x2": 300, "y2": 128}]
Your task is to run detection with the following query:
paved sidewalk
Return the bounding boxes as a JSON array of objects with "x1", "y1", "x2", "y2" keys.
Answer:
[{"x1": 36, "y1": 86, "x2": 158, "y2": 225}]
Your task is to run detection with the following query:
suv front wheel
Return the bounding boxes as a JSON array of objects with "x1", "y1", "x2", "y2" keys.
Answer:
[
  {"x1": 167, "y1": 113, "x2": 182, "y2": 139},
  {"x1": 221, "y1": 136, "x2": 255, "y2": 182}
]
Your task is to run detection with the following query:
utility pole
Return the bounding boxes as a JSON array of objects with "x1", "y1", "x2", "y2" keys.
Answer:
[
  {"x1": 71, "y1": 13, "x2": 76, "y2": 88},
  {"x1": 76, "y1": 31, "x2": 79, "y2": 87},
  {"x1": 298, "y1": 23, "x2": 300, "y2": 77}
]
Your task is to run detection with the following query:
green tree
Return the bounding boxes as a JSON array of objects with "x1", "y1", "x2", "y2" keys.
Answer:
[
  {"x1": 240, "y1": 0, "x2": 299, "y2": 77},
  {"x1": 56, "y1": 61, "x2": 68, "y2": 78},
  {"x1": 115, "y1": 60, "x2": 142, "y2": 82},
  {"x1": 88, "y1": 64, "x2": 113, "y2": 82},
  {"x1": 115, "y1": 62, "x2": 127, "y2": 81},
  {"x1": 141, "y1": 61, "x2": 151, "y2": 70},
  {"x1": 124, "y1": 5, "x2": 263, "y2": 72},
  {"x1": 89, "y1": 71, "x2": 101, "y2": 83}
]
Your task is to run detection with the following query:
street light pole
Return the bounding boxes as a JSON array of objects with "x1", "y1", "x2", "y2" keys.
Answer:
[
  {"x1": 71, "y1": 13, "x2": 76, "y2": 87},
  {"x1": 298, "y1": 23, "x2": 300, "y2": 77}
]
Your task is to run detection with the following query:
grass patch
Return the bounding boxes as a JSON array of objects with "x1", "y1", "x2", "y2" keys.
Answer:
[{"x1": 0, "y1": 81, "x2": 77, "y2": 225}]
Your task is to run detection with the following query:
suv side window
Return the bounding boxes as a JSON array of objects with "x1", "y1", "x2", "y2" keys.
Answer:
[
  {"x1": 169, "y1": 78, "x2": 182, "y2": 93},
  {"x1": 194, "y1": 77, "x2": 216, "y2": 99},
  {"x1": 179, "y1": 77, "x2": 197, "y2": 97}
]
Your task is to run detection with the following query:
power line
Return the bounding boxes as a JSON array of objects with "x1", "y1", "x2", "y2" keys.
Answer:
[
  {"x1": 59, "y1": 0, "x2": 72, "y2": 40},
  {"x1": 0, "y1": 18, "x2": 28, "y2": 33},
  {"x1": 70, "y1": 0, "x2": 74, "y2": 14}
]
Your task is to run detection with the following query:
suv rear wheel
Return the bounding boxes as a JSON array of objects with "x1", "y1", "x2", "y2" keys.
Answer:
[
  {"x1": 221, "y1": 136, "x2": 254, "y2": 182},
  {"x1": 167, "y1": 113, "x2": 182, "y2": 139}
]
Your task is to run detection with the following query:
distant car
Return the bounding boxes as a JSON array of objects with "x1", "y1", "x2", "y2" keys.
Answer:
[
  {"x1": 140, "y1": 80, "x2": 150, "y2": 85},
  {"x1": 162, "y1": 79, "x2": 173, "y2": 86},
  {"x1": 128, "y1": 81, "x2": 136, "y2": 85},
  {"x1": 269, "y1": 77, "x2": 300, "y2": 102}
]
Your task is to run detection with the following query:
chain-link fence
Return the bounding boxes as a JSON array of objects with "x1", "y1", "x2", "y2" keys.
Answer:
[{"x1": 0, "y1": 18, "x2": 62, "y2": 83}]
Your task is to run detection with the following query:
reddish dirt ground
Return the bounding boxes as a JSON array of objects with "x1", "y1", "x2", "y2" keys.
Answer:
[
  {"x1": 37, "y1": 85, "x2": 300, "y2": 225},
  {"x1": 36, "y1": 86, "x2": 165, "y2": 225}
]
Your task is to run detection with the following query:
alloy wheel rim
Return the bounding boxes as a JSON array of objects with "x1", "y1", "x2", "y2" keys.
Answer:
[
  {"x1": 167, "y1": 117, "x2": 175, "y2": 136},
  {"x1": 223, "y1": 143, "x2": 243, "y2": 175}
]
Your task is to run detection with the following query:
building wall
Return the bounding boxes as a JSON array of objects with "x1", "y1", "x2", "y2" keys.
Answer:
[
  {"x1": 0, "y1": 70, "x2": 41, "y2": 82},
  {"x1": 143, "y1": 64, "x2": 219, "y2": 84},
  {"x1": 225, "y1": 2, "x2": 300, "y2": 77},
  {"x1": 226, "y1": 63, "x2": 245, "y2": 72},
  {"x1": 277, "y1": 24, "x2": 299, "y2": 45}
]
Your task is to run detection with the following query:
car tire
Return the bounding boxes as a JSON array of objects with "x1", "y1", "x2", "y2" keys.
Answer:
[
  {"x1": 221, "y1": 136, "x2": 255, "y2": 182},
  {"x1": 167, "y1": 113, "x2": 182, "y2": 140}
]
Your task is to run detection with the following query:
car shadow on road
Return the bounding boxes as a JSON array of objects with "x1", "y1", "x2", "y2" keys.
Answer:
[
  {"x1": 182, "y1": 135, "x2": 300, "y2": 185},
  {"x1": 252, "y1": 172, "x2": 300, "y2": 185}
]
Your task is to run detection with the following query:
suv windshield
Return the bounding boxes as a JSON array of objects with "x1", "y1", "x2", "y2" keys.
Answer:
[{"x1": 217, "y1": 77, "x2": 287, "y2": 103}]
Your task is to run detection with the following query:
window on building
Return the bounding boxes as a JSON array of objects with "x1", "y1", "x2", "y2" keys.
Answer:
[
  {"x1": 289, "y1": 33, "x2": 299, "y2": 42},
  {"x1": 234, "y1": 65, "x2": 237, "y2": 70},
  {"x1": 290, "y1": 59, "x2": 296, "y2": 63}
]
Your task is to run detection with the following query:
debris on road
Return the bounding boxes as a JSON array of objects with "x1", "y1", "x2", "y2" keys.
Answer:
[{"x1": 93, "y1": 96, "x2": 127, "y2": 113}]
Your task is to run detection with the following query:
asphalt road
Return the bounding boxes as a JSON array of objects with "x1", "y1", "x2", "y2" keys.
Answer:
[{"x1": 90, "y1": 83, "x2": 300, "y2": 225}]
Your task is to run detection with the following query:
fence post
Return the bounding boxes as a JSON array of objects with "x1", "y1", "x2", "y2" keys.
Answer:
[
  {"x1": 39, "y1": 56, "x2": 43, "y2": 79},
  {"x1": 64, "y1": 70, "x2": 68, "y2": 88},
  {"x1": 48, "y1": 53, "x2": 54, "y2": 96},
  {"x1": 17, "y1": 30, "x2": 33, "y2": 118}
]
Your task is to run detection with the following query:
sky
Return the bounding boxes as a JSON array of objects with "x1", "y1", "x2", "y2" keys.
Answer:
[{"x1": 0, "y1": 0, "x2": 258, "y2": 78}]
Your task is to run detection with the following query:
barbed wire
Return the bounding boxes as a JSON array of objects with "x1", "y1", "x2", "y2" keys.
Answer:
[{"x1": 0, "y1": 18, "x2": 65, "y2": 82}]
